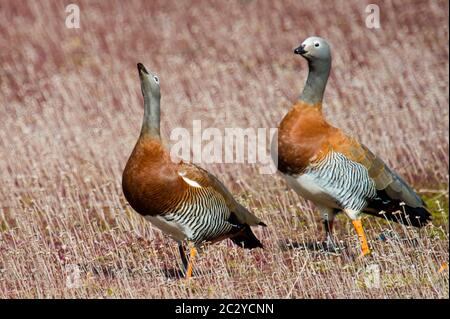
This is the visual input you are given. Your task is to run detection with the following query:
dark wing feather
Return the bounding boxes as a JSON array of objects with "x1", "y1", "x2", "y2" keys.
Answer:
[{"x1": 345, "y1": 143, "x2": 431, "y2": 227}]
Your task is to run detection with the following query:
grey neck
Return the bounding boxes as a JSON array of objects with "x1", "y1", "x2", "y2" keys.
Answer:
[
  {"x1": 299, "y1": 59, "x2": 331, "y2": 105},
  {"x1": 140, "y1": 93, "x2": 161, "y2": 139}
]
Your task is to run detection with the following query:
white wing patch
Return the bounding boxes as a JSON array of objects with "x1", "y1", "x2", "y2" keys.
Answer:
[{"x1": 178, "y1": 171, "x2": 202, "y2": 188}]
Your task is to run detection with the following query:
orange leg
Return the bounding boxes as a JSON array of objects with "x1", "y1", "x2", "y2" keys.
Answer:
[
  {"x1": 352, "y1": 219, "x2": 371, "y2": 256},
  {"x1": 185, "y1": 247, "x2": 198, "y2": 279}
]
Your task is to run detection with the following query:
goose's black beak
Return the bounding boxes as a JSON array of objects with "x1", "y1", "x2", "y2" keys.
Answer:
[
  {"x1": 294, "y1": 45, "x2": 307, "y2": 55},
  {"x1": 137, "y1": 63, "x2": 149, "y2": 74}
]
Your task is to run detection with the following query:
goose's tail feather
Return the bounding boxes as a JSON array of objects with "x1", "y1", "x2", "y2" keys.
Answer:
[
  {"x1": 365, "y1": 190, "x2": 432, "y2": 228},
  {"x1": 231, "y1": 226, "x2": 263, "y2": 249}
]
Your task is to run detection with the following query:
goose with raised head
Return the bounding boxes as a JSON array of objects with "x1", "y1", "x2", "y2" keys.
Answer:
[{"x1": 122, "y1": 63, "x2": 266, "y2": 278}]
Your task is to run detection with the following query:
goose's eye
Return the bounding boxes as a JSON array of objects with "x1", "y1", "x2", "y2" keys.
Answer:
[
  {"x1": 314, "y1": 42, "x2": 320, "y2": 48},
  {"x1": 154, "y1": 76, "x2": 159, "y2": 83}
]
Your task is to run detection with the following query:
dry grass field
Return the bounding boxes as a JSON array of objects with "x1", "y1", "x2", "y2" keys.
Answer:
[{"x1": 0, "y1": 0, "x2": 448, "y2": 298}]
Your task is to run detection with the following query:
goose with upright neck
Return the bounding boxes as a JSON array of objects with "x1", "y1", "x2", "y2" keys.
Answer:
[
  {"x1": 138, "y1": 62, "x2": 161, "y2": 138},
  {"x1": 122, "y1": 63, "x2": 266, "y2": 278},
  {"x1": 296, "y1": 36, "x2": 331, "y2": 105},
  {"x1": 276, "y1": 36, "x2": 431, "y2": 256}
]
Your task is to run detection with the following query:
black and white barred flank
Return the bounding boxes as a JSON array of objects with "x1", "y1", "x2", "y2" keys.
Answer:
[
  {"x1": 305, "y1": 151, "x2": 377, "y2": 211},
  {"x1": 161, "y1": 187, "x2": 236, "y2": 245}
]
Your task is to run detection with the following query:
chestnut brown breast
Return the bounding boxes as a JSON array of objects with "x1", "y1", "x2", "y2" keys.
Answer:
[
  {"x1": 122, "y1": 136, "x2": 187, "y2": 216},
  {"x1": 277, "y1": 101, "x2": 361, "y2": 175}
]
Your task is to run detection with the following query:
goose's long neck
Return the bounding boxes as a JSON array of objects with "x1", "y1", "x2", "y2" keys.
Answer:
[
  {"x1": 140, "y1": 93, "x2": 161, "y2": 139},
  {"x1": 299, "y1": 59, "x2": 331, "y2": 105}
]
